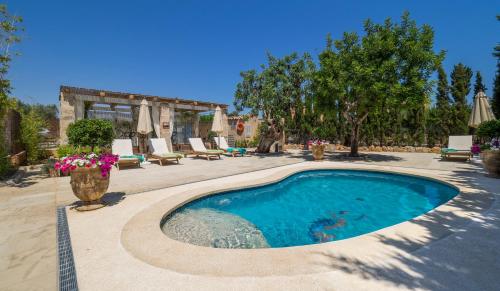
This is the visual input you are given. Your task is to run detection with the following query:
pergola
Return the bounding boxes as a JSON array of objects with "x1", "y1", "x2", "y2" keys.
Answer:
[{"x1": 59, "y1": 86, "x2": 228, "y2": 151}]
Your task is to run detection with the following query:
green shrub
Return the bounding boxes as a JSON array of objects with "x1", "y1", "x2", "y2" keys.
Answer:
[
  {"x1": 56, "y1": 144, "x2": 105, "y2": 158},
  {"x1": 477, "y1": 120, "x2": 500, "y2": 140},
  {"x1": 20, "y1": 109, "x2": 46, "y2": 164},
  {"x1": 235, "y1": 140, "x2": 248, "y2": 148},
  {"x1": 67, "y1": 119, "x2": 115, "y2": 149},
  {"x1": 200, "y1": 114, "x2": 214, "y2": 122},
  {"x1": 207, "y1": 130, "x2": 217, "y2": 141},
  {"x1": 480, "y1": 144, "x2": 491, "y2": 151},
  {"x1": 0, "y1": 143, "x2": 13, "y2": 178}
]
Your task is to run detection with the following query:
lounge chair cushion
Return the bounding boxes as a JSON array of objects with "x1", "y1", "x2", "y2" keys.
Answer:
[
  {"x1": 214, "y1": 137, "x2": 246, "y2": 155},
  {"x1": 227, "y1": 147, "x2": 247, "y2": 154},
  {"x1": 154, "y1": 153, "x2": 183, "y2": 159},
  {"x1": 120, "y1": 155, "x2": 144, "y2": 163}
]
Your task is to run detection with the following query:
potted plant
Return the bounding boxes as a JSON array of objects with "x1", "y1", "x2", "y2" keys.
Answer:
[
  {"x1": 308, "y1": 140, "x2": 328, "y2": 161},
  {"x1": 55, "y1": 153, "x2": 119, "y2": 210},
  {"x1": 477, "y1": 120, "x2": 500, "y2": 178}
]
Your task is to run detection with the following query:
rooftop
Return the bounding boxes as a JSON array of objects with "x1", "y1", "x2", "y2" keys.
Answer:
[{"x1": 59, "y1": 85, "x2": 228, "y2": 109}]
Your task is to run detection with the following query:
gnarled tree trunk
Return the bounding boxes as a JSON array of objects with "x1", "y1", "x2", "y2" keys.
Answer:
[
  {"x1": 256, "y1": 122, "x2": 282, "y2": 153},
  {"x1": 350, "y1": 122, "x2": 360, "y2": 157},
  {"x1": 345, "y1": 111, "x2": 368, "y2": 157}
]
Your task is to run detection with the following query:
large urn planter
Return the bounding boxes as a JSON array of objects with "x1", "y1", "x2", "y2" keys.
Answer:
[
  {"x1": 311, "y1": 144, "x2": 326, "y2": 161},
  {"x1": 482, "y1": 150, "x2": 500, "y2": 178},
  {"x1": 56, "y1": 153, "x2": 119, "y2": 211},
  {"x1": 70, "y1": 167, "x2": 110, "y2": 211}
]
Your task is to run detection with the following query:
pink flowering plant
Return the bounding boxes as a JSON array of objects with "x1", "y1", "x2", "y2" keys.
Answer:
[
  {"x1": 54, "y1": 153, "x2": 119, "y2": 177},
  {"x1": 308, "y1": 139, "x2": 329, "y2": 146}
]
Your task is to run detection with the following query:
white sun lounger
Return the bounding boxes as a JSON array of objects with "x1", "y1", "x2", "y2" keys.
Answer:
[
  {"x1": 148, "y1": 138, "x2": 183, "y2": 166},
  {"x1": 112, "y1": 139, "x2": 141, "y2": 170},
  {"x1": 188, "y1": 138, "x2": 224, "y2": 160},
  {"x1": 213, "y1": 136, "x2": 247, "y2": 157},
  {"x1": 441, "y1": 135, "x2": 473, "y2": 161}
]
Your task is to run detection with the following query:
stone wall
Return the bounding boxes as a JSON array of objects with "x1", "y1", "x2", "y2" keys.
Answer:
[
  {"x1": 3, "y1": 109, "x2": 23, "y2": 154},
  {"x1": 159, "y1": 104, "x2": 172, "y2": 151},
  {"x1": 354, "y1": 145, "x2": 441, "y2": 154},
  {"x1": 284, "y1": 143, "x2": 442, "y2": 154},
  {"x1": 59, "y1": 92, "x2": 76, "y2": 144}
]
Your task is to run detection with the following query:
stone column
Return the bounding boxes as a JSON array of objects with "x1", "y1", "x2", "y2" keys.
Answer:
[
  {"x1": 193, "y1": 112, "x2": 200, "y2": 137},
  {"x1": 132, "y1": 105, "x2": 140, "y2": 151},
  {"x1": 74, "y1": 98, "x2": 84, "y2": 121},
  {"x1": 159, "y1": 103, "x2": 172, "y2": 152},
  {"x1": 59, "y1": 93, "x2": 76, "y2": 144},
  {"x1": 222, "y1": 110, "x2": 229, "y2": 137}
]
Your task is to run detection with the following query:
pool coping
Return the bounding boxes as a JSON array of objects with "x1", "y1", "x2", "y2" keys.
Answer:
[{"x1": 120, "y1": 162, "x2": 495, "y2": 277}]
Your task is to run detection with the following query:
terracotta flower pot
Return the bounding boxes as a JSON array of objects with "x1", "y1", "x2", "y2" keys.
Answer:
[
  {"x1": 311, "y1": 144, "x2": 326, "y2": 161},
  {"x1": 70, "y1": 167, "x2": 110, "y2": 210},
  {"x1": 482, "y1": 150, "x2": 500, "y2": 178}
]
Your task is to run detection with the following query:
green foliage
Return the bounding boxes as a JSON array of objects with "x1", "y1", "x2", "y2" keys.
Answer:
[
  {"x1": 234, "y1": 140, "x2": 248, "y2": 148},
  {"x1": 199, "y1": 114, "x2": 214, "y2": 122},
  {"x1": 56, "y1": 144, "x2": 78, "y2": 158},
  {"x1": 234, "y1": 52, "x2": 316, "y2": 152},
  {"x1": 20, "y1": 109, "x2": 46, "y2": 164},
  {"x1": 494, "y1": 15, "x2": 500, "y2": 59},
  {"x1": 56, "y1": 144, "x2": 103, "y2": 158},
  {"x1": 476, "y1": 120, "x2": 500, "y2": 139},
  {"x1": 0, "y1": 4, "x2": 22, "y2": 174},
  {"x1": 473, "y1": 71, "x2": 487, "y2": 95},
  {"x1": 0, "y1": 145, "x2": 13, "y2": 178},
  {"x1": 0, "y1": 4, "x2": 22, "y2": 102},
  {"x1": 235, "y1": 137, "x2": 259, "y2": 148},
  {"x1": 492, "y1": 62, "x2": 500, "y2": 118},
  {"x1": 432, "y1": 66, "x2": 452, "y2": 145},
  {"x1": 450, "y1": 63, "x2": 472, "y2": 135},
  {"x1": 480, "y1": 144, "x2": 491, "y2": 151},
  {"x1": 16, "y1": 101, "x2": 58, "y2": 120},
  {"x1": 67, "y1": 119, "x2": 115, "y2": 149},
  {"x1": 316, "y1": 12, "x2": 442, "y2": 154},
  {"x1": 207, "y1": 130, "x2": 217, "y2": 140}
]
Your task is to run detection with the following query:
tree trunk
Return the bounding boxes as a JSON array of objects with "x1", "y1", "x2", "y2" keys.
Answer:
[
  {"x1": 350, "y1": 123, "x2": 360, "y2": 157},
  {"x1": 256, "y1": 136, "x2": 276, "y2": 153},
  {"x1": 256, "y1": 122, "x2": 282, "y2": 153}
]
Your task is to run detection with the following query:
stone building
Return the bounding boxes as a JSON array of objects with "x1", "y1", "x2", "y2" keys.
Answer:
[
  {"x1": 199, "y1": 115, "x2": 262, "y2": 147},
  {"x1": 59, "y1": 86, "x2": 228, "y2": 152}
]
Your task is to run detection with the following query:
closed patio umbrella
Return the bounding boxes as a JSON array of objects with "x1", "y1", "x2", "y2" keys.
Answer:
[
  {"x1": 211, "y1": 106, "x2": 224, "y2": 148},
  {"x1": 137, "y1": 99, "x2": 153, "y2": 153},
  {"x1": 468, "y1": 91, "x2": 496, "y2": 128}
]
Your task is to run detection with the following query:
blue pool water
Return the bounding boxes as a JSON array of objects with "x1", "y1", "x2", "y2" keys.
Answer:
[{"x1": 162, "y1": 170, "x2": 458, "y2": 248}]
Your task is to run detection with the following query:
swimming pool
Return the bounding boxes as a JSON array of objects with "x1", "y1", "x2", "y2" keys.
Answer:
[{"x1": 161, "y1": 170, "x2": 458, "y2": 248}]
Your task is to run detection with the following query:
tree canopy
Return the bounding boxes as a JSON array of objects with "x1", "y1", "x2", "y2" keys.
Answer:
[
  {"x1": 234, "y1": 52, "x2": 316, "y2": 152},
  {"x1": 473, "y1": 71, "x2": 487, "y2": 95},
  {"x1": 315, "y1": 12, "x2": 443, "y2": 156},
  {"x1": 449, "y1": 63, "x2": 472, "y2": 134}
]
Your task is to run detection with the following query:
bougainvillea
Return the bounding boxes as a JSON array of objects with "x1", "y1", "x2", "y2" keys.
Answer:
[{"x1": 55, "y1": 153, "x2": 119, "y2": 177}]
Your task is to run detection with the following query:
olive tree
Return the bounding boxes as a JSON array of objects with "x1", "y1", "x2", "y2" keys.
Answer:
[{"x1": 234, "y1": 53, "x2": 316, "y2": 152}]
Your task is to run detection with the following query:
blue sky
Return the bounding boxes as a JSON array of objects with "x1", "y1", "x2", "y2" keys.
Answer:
[{"x1": 6, "y1": 0, "x2": 499, "y2": 110}]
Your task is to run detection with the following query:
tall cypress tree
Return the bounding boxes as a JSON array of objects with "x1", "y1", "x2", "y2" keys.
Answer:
[
  {"x1": 473, "y1": 71, "x2": 487, "y2": 95},
  {"x1": 436, "y1": 66, "x2": 451, "y2": 108},
  {"x1": 435, "y1": 66, "x2": 451, "y2": 143},
  {"x1": 492, "y1": 62, "x2": 500, "y2": 118},
  {"x1": 492, "y1": 15, "x2": 500, "y2": 118},
  {"x1": 494, "y1": 15, "x2": 500, "y2": 59},
  {"x1": 450, "y1": 63, "x2": 472, "y2": 134}
]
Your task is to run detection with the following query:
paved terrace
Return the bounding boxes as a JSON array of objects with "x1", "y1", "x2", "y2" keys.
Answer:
[{"x1": 0, "y1": 151, "x2": 498, "y2": 290}]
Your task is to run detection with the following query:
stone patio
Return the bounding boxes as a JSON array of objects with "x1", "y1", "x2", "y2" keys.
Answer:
[{"x1": 0, "y1": 151, "x2": 498, "y2": 290}]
